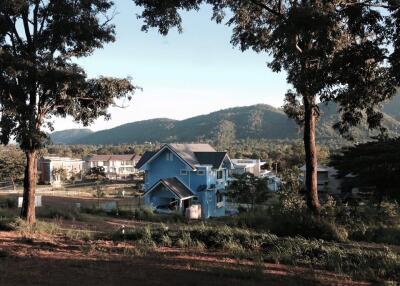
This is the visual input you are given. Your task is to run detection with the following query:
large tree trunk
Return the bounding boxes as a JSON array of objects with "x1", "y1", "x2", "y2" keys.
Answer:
[
  {"x1": 21, "y1": 150, "x2": 37, "y2": 224},
  {"x1": 303, "y1": 96, "x2": 320, "y2": 214}
]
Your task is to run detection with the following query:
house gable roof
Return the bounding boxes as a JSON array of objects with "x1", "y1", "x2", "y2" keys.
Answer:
[
  {"x1": 137, "y1": 143, "x2": 232, "y2": 170},
  {"x1": 135, "y1": 151, "x2": 156, "y2": 169},
  {"x1": 144, "y1": 177, "x2": 195, "y2": 199}
]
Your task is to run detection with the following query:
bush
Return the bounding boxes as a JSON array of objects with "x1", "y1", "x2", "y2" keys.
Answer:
[
  {"x1": 350, "y1": 226, "x2": 400, "y2": 245},
  {"x1": 38, "y1": 207, "x2": 82, "y2": 221},
  {"x1": 0, "y1": 218, "x2": 16, "y2": 231},
  {"x1": 225, "y1": 210, "x2": 348, "y2": 242}
]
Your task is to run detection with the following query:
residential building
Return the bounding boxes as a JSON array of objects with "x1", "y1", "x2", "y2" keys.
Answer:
[
  {"x1": 136, "y1": 143, "x2": 233, "y2": 219},
  {"x1": 38, "y1": 156, "x2": 84, "y2": 185},
  {"x1": 300, "y1": 164, "x2": 341, "y2": 194},
  {"x1": 84, "y1": 154, "x2": 141, "y2": 180},
  {"x1": 231, "y1": 158, "x2": 268, "y2": 177}
]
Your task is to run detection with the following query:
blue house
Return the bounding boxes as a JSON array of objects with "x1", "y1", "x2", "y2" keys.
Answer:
[{"x1": 135, "y1": 144, "x2": 233, "y2": 218}]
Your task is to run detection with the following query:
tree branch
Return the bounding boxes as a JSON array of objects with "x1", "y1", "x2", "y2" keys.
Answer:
[{"x1": 248, "y1": 0, "x2": 284, "y2": 18}]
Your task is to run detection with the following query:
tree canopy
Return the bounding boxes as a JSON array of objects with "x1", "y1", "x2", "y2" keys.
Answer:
[
  {"x1": 330, "y1": 138, "x2": 400, "y2": 202},
  {"x1": 0, "y1": 0, "x2": 137, "y2": 223},
  {"x1": 227, "y1": 173, "x2": 269, "y2": 210}
]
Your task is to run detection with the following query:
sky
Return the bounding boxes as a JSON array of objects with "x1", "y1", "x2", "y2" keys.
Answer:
[{"x1": 53, "y1": 1, "x2": 289, "y2": 132}]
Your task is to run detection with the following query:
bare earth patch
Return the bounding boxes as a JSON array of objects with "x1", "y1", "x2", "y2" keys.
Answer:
[{"x1": 0, "y1": 230, "x2": 370, "y2": 286}]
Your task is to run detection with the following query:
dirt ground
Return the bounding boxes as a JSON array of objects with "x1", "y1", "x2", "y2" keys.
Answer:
[
  {"x1": 0, "y1": 194, "x2": 373, "y2": 285},
  {"x1": 0, "y1": 225, "x2": 371, "y2": 286}
]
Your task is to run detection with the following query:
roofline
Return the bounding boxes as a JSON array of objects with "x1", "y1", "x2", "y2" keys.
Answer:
[
  {"x1": 216, "y1": 153, "x2": 234, "y2": 170},
  {"x1": 86, "y1": 154, "x2": 137, "y2": 162},
  {"x1": 139, "y1": 144, "x2": 196, "y2": 171},
  {"x1": 144, "y1": 178, "x2": 194, "y2": 199}
]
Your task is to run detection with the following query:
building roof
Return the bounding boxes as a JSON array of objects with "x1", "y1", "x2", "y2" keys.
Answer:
[
  {"x1": 40, "y1": 156, "x2": 83, "y2": 163},
  {"x1": 145, "y1": 177, "x2": 195, "y2": 199},
  {"x1": 86, "y1": 154, "x2": 139, "y2": 162},
  {"x1": 169, "y1": 144, "x2": 216, "y2": 167},
  {"x1": 136, "y1": 143, "x2": 231, "y2": 170},
  {"x1": 194, "y1": 152, "x2": 228, "y2": 169},
  {"x1": 135, "y1": 151, "x2": 157, "y2": 169}
]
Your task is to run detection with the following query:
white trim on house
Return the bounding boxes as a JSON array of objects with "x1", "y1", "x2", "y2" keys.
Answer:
[
  {"x1": 144, "y1": 179, "x2": 195, "y2": 200},
  {"x1": 216, "y1": 154, "x2": 234, "y2": 170},
  {"x1": 139, "y1": 144, "x2": 196, "y2": 171}
]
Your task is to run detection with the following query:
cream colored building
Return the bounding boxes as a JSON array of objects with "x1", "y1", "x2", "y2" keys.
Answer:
[
  {"x1": 84, "y1": 154, "x2": 141, "y2": 180},
  {"x1": 38, "y1": 156, "x2": 84, "y2": 185},
  {"x1": 231, "y1": 159, "x2": 268, "y2": 177}
]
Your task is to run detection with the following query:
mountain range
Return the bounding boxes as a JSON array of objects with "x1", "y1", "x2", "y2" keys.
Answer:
[{"x1": 50, "y1": 95, "x2": 400, "y2": 145}]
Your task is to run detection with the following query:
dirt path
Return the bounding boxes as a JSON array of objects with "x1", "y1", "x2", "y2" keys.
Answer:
[{"x1": 0, "y1": 231, "x2": 370, "y2": 286}]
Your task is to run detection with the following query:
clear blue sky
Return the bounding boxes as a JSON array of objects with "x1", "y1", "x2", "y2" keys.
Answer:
[{"x1": 53, "y1": 1, "x2": 289, "y2": 132}]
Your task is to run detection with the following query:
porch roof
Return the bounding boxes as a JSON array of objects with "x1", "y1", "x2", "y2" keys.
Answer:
[{"x1": 145, "y1": 177, "x2": 195, "y2": 199}]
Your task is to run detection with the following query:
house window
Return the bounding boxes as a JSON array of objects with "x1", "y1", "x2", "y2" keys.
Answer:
[
  {"x1": 197, "y1": 170, "x2": 205, "y2": 176},
  {"x1": 180, "y1": 169, "x2": 188, "y2": 176},
  {"x1": 166, "y1": 151, "x2": 173, "y2": 161},
  {"x1": 217, "y1": 170, "x2": 223, "y2": 180}
]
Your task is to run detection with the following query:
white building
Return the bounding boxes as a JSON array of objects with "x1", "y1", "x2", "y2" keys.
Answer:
[
  {"x1": 231, "y1": 159, "x2": 269, "y2": 178},
  {"x1": 38, "y1": 156, "x2": 84, "y2": 186},
  {"x1": 84, "y1": 154, "x2": 141, "y2": 180}
]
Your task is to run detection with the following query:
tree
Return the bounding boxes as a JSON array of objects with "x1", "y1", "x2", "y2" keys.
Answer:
[
  {"x1": 227, "y1": 173, "x2": 268, "y2": 211},
  {"x1": 86, "y1": 166, "x2": 107, "y2": 207},
  {"x1": 0, "y1": 1, "x2": 136, "y2": 224},
  {"x1": 86, "y1": 166, "x2": 107, "y2": 182},
  {"x1": 0, "y1": 146, "x2": 25, "y2": 190},
  {"x1": 51, "y1": 167, "x2": 68, "y2": 184},
  {"x1": 133, "y1": 0, "x2": 399, "y2": 213},
  {"x1": 330, "y1": 138, "x2": 400, "y2": 202}
]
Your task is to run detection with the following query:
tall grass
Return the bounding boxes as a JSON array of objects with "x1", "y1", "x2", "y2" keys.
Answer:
[{"x1": 111, "y1": 223, "x2": 400, "y2": 282}]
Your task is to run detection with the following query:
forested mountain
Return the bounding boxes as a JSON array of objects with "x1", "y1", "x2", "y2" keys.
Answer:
[
  {"x1": 50, "y1": 129, "x2": 94, "y2": 144},
  {"x1": 51, "y1": 97, "x2": 400, "y2": 145}
]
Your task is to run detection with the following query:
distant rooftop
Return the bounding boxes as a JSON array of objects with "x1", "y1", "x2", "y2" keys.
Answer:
[
  {"x1": 86, "y1": 154, "x2": 139, "y2": 162},
  {"x1": 40, "y1": 155, "x2": 83, "y2": 162}
]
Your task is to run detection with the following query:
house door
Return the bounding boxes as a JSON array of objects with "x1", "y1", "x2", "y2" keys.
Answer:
[{"x1": 183, "y1": 199, "x2": 190, "y2": 212}]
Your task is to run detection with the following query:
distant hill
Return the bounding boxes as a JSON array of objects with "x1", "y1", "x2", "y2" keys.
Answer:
[
  {"x1": 51, "y1": 98, "x2": 400, "y2": 145},
  {"x1": 50, "y1": 128, "x2": 94, "y2": 144}
]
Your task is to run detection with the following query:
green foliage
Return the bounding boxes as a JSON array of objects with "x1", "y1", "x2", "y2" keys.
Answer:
[
  {"x1": 38, "y1": 206, "x2": 82, "y2": 221},
  {"x1": 0, "y1": 146, "x2": 25, "y2": 188},
  {"x1": 227, "y1": 173, "x2": 269, "y2": 210},
  {"x1": 0, "y1": 1, "x2": 136, "y2": 150},
  {"x1": 111, "y1": 223, "x2": 400, "y2": 281},
  {"x1": 330, "y1": 138, "x2": 400, "y2": 201},
  {"x1": 86, "y1": 167, "x2": 106, "y2": 182},
  {"x1": 51, "y1": 167, "x2": 68, "y2": 183}
]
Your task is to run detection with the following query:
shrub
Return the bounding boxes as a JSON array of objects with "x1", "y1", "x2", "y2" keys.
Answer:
[
  {"x1": 350, "y1": 226, "x2": 400, "y2": 246},
  {"x1": 38, "y1": 207, "x2": 82, "y2": 221},
  {"x1": 0, "y1": 218, "x2": 16, "y2": 231},
  {"x1": 11, "y1": 218, "x2": 60, "y2": 236},
  {"x1": 160, "y1": 234, "x2": 172, "y2": 247},
  {"x1": 225, "y1": 210, "x2": 348, "y2": 242},
  {"x1": 65, "y1": 229, "x2": 94, "y2": 241}
]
